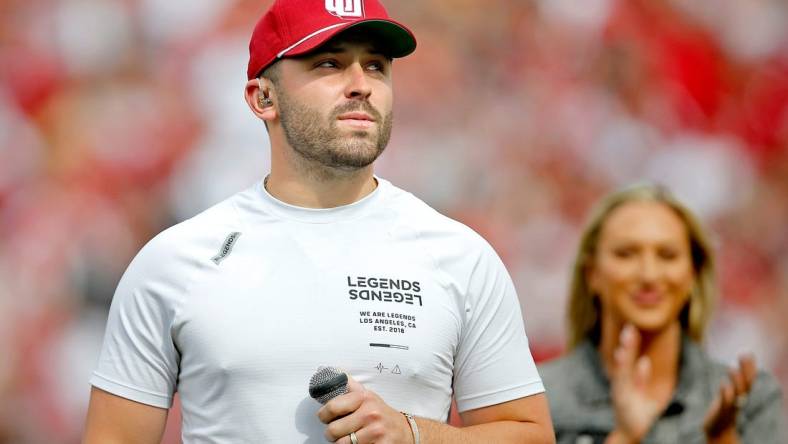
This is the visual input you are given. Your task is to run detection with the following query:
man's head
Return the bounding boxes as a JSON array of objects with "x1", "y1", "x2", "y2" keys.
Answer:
[{"x1": 245, "y1": 0, "x2": 416, "y2": 172}]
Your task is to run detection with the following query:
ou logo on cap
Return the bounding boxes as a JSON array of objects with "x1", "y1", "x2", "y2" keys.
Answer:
[{"x1": 325, "y1": 0, "x2": 364, "y2": 18}]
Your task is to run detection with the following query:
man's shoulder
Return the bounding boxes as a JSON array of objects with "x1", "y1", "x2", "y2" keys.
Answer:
[
  {"x1": 128, "y1": 190, "x2": 249, "y2": 278},
  {"x1": 383, "y1": 180, "x2": 484, "y2": 244}
]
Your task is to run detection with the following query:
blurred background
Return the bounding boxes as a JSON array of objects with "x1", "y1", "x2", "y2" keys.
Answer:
[{"x1": 1, "y1": 0, "x2": 786, "y2": 442}]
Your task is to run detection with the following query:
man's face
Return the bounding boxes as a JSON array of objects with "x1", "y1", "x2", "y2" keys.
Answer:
[{"x1": 272, "y1": 36, "x2": 394, "y2": 170}]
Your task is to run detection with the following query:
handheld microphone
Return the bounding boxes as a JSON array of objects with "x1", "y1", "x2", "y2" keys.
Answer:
[{"x1": 309, "y1": 366, "x2": 349, "y2": 404}]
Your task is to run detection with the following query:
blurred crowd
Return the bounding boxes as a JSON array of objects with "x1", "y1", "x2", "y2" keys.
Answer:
[{"x1": 0, "y1": 0, "x2": 786, "y2": 442}]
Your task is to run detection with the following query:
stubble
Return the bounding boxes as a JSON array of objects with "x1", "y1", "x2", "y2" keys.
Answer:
[{"x1": 277, "y1": 89, "x2": 393, "y2": 173}]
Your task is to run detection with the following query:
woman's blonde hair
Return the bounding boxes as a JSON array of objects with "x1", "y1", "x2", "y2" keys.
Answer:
[{"x1": 566, "y1": 183, "x2": 716, "y2": 350}]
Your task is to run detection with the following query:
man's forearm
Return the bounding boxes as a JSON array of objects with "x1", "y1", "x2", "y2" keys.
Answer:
[{"x1": 417, "y1": 417, "x2": 555, "y2": 444}]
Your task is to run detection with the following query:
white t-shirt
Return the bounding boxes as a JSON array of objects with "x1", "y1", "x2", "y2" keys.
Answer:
[{"x1": 91, "y1": 177, "x2": 544, "y2": 443}]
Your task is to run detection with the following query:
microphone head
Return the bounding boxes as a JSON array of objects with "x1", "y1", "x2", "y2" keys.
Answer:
[{"x1": 308, "y1": 366, "x2": 349, "y2": 404}]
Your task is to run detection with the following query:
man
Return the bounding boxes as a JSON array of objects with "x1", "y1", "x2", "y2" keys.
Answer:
[{"x1": 83, "y1": 0, "x2": 554, "y2": 442}]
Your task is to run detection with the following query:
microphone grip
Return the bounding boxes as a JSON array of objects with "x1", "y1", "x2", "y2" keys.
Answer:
[{"x1": 308, "y1": 366, "x2": 349, "y2": 404}]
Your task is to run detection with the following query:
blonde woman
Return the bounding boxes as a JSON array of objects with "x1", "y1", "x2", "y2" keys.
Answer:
[{"x1": 539, "y1": 184, "x2": 783, "y2": 444}]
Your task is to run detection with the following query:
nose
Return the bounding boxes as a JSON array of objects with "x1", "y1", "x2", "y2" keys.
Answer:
[
  {"x1": 344, "y1": 62, "x2": 372, "y2": 100},
  {"x1": 639, "y1": 253, "x2": 660, "y2": 284}
]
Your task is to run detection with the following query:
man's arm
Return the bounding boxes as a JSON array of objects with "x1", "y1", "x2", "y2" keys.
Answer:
[
  {"x1": 82, "y1": 387, "x2": 169, "y2": 444},
  {"x1": 319, "y1": 378, "x2": 554, "y2": 444},
  {"x1": 421, "y1": 393, "x2": 554, "y2": 443}
]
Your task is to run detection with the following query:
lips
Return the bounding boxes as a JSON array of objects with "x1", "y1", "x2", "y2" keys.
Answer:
[
  {"x1": 338, "y1": 112, "x2": 375, "y2": 122},
  {"x1": 337, "y1": 112, "x2": 376, "y2": 129},
  {"x1": 631, "y1": 289, "x2": 664, "y2": 306}
]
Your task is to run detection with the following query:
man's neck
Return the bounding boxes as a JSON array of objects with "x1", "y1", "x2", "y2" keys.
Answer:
[{"x1": 264, "y1": 167, "x2": 378, "y2": 209}]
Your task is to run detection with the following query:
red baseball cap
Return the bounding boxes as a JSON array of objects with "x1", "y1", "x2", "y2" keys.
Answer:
[{"x1": 247, "y1": 0, "x2": 417, "y2": 80}]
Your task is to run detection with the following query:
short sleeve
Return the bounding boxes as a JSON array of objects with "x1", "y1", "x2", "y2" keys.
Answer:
[
  {"x1": 452, "y1": 241, "x2": 544, "y2": 412},
  {"x1": 90, "y1": 235, "x2": 183, "y2": 409}
]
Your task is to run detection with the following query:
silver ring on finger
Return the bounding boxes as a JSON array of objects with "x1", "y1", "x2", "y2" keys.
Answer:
[
  {"x1": 735, "y1": 394, "x2": 747, "y2": 409},
  {"x1": 349, "y1": 431, "x2": 359, "y2": 444}
]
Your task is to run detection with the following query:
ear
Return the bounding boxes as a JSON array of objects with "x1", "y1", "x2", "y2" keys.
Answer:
[{"x1": 244, "y1": 78, "x2": 277, "y2": 122}]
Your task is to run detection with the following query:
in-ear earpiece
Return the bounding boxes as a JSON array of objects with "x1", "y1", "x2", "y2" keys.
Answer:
[
  {"x1": 257, "y1": 78, "x2": 273, "y2": 108},
  {"x1": 258, "y1": 95, "x2": 273, "y2": 108}
]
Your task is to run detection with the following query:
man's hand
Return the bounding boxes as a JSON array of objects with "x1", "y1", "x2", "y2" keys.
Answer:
[
  {"x1": 606, "y1": 325, "x2": 663, "y2": 444},
  {"x1": 317, "y1": 375, "x2": 414, "y2": 444},
  {"x1": 703, "y1": 355, "x2": 757, "y2": 444},
  {"x1": 317, "y1": 372, "x2": 554, "y2": 444}
]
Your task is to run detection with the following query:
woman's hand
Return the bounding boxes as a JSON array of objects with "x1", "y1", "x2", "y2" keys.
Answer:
[
  {"x1": 703, "y1": 355, "x2": 757, "y2": 444},
  {"x1": 606, "y1": 325, "x2": 663, "y2": 444}
]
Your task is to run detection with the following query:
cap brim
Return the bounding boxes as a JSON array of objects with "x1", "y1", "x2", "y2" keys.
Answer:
[{"x1": 282, "y1": 19, "x2": 416, "y2": 60}]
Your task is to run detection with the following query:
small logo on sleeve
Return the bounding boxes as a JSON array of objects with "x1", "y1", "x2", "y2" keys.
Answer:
[{"x1": 212, "y1": 232, "x2": 241, "y2": 265}]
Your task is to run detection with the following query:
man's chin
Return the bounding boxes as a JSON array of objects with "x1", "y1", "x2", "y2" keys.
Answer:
[
  {"x1": 326, "y1": 147, "x2": 383, "y2": 169},
  {"x1": 330, "y1": 155, "x2": 380, "y2": 169}
]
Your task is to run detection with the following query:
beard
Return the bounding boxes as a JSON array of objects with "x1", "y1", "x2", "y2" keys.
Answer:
[{"x1": 277, "y1": 90, "x2": 393, "y2": 171}]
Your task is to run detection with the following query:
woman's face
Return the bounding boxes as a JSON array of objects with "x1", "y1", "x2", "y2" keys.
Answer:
[{"x1": 588, "y1": 200, "x2": 696, "y2": 333}]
